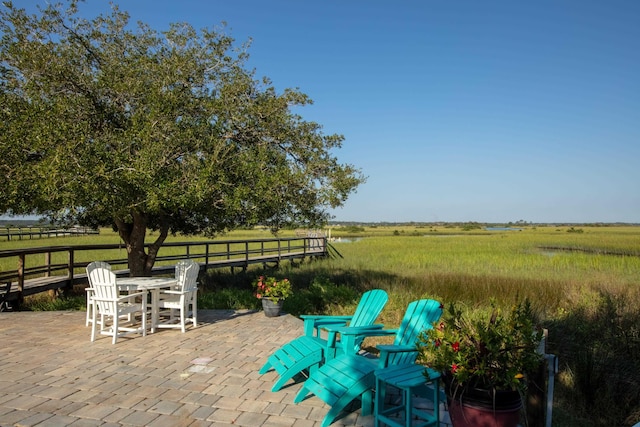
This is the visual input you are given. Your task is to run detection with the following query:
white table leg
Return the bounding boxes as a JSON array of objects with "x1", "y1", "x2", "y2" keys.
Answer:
[{"x1": 150, "y1": 288, "x2": 159, "y2": 333}]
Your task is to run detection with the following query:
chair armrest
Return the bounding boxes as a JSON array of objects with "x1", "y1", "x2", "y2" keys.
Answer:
[
  {"x1": 300, "y1": 315, "x2": 353, "y2": 321},
  {"x1": 323, "y1": 325, "x2": 392, "y2": 355},
  {"x1": 117, "y1": 291, "x2": 147, "y2": 301},
  {"x1": 300, "y1": 314, "x2": 353, "y2": 337},
  {"x1": 91, "y1": 291, "x2": 146, "y2": 302},
  {"x1": 377, "y1": 344, "x2": 416, "y2": 353},
  {"x1": 322, "y1": 324, "x2": 385, "y2": 334},
  {"x1": 326, "y1": 326, "x2": 397, "y2": 342},
  {"x1": 160, "y1": 290, "x2": 187, "y2": 296},
  {"x1": 377, "y1": 344, "x2": 419, "y2": 368}
]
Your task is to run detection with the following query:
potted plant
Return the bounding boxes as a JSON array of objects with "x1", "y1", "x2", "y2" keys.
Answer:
[
  {"x1": 417, "y1": 299, "x2": 543, "y2": 427},
  {"x1": 253, "y1": 275, "x2": 293, "y2": 317}
]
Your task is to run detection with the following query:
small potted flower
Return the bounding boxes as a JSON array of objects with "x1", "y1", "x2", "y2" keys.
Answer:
[
  {"x1": 253, "y1": 275, "x2": 293, "y2": 317},
  {"x1": 417, "y1": 299, "x2": 543, "y2": 427}
]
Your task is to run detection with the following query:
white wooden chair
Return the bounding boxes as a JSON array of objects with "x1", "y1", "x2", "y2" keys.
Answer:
[
  {"x1": 157, "y1": 260, "x2": 199, "y2": 333},
  {"x1": 89, "y1": 267, "x2": 147, "y2": 344},
  {"x1": 85, "y1": 261, "x2": 112, "y2": 327}
]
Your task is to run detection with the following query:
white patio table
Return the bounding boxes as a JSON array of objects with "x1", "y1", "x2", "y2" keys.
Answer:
[{"x1": 117, "y1": 277, "x2": 177, "y2": 333}]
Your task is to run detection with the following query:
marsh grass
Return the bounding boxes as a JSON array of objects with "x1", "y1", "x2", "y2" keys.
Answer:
[{"x1": 11, "y1": 225, "x2": 640, "y2": 426}]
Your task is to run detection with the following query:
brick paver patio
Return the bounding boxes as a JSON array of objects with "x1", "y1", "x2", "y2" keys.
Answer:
[
  {"x1": 0, "y1": 310, "x2": 378, "y2": 426},
  {"x1": 0, "y1": 309, "x2": 452, "y2": 426}
]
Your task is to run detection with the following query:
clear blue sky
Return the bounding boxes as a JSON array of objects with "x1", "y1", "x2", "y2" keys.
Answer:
[{"x1": 19, "y1": 0, "x2": 640, "y2": 223}]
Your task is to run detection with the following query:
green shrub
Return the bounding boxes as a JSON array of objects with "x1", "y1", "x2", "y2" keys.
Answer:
[
  {"x1": 22, "y1": 294, "x2": 86, "y2": 311},
  {"x1": 198, "y1": 288, "x2": 259, "y2": 310},
  {"x1": 547, "y1": 291, "x2": 640, "y2": 426}
]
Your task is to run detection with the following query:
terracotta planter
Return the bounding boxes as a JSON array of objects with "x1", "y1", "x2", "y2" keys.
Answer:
[
  {"x1": 445, "y1": 378, "x2": 522, "y2": 427},
  {"x1": 261, "y1": 298, "x2": 283, "y2": 317}
]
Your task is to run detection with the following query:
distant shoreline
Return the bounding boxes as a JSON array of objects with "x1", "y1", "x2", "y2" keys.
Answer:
[{"x1": 1, "y1": 218, "x2": 638, "y2": 228}]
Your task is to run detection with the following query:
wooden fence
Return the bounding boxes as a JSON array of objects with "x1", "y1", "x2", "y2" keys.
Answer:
[
  {"x1": 0, "y1": 236, "x2": 327, "y2": 307},
  {"x1": 0, "y1": 226, "x2": 99, "y2": 241}
]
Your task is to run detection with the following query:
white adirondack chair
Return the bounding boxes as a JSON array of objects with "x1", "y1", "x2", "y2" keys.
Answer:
[
  {"x1": 156, "y1": 260, "x2": 199, "y2": 333},
  {"x1": 89, "y1": 267, "x2": 147, "y2": 344},
  {"x1": 85, "y1": 261, "x2": 113, "y2": 327}
]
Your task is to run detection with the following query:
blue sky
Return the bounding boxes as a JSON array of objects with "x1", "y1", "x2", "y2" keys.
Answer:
[{"x1": 18, "y1": 1, "x2": 640, "y2": 223}]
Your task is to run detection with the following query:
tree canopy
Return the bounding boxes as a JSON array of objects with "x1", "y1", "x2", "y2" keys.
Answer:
[{"x1": 0, "y1": 1, "x2": 364, "y2": 275}]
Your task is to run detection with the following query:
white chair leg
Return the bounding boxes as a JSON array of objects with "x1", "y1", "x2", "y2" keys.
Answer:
[
  {"x1": 85, "y1": 295, "x2": 92, "y2": 327},
  {"x1": 192, "y1": 298, "x2": 197, "y2": 328},
  {"x1": 90, "y1": 308, "x2": 97, "y2": 342},
  {"x1": 141, "y1": 302, "x2": 147, "y2": 337},
  {"x1": 112, "y1": 314, "x2": 118, "y2": 345}
]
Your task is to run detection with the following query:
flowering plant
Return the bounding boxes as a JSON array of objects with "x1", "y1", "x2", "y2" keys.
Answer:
[
  {"x1": 417, "y1": 299, "x2": 543, "y2": 395},
  {"x1": 253, "y1": 276, "x2": 293, "y2": 302}
]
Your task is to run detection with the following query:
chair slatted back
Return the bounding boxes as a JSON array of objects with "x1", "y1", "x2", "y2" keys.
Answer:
[
  {"x1": 349, "y1": 289, "x2": 388, "y2": 327},
  {"x1": 86, "y1": 261, "x2": 111, "y2": 286},
  {"x1": 88, "y1": 268, "x2": 119, "y2": 315},
  {"x1": 175, "y1": 260, "x2": 199, "y2": 292},
  {"x1": 390, "y1": 299, "x2": 443, "y2": 366}
]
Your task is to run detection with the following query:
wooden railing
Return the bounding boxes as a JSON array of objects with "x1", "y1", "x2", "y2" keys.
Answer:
[
  {"x1": 0, "y1": 226, "x2": 99, "y2": 241},
  {"x1": 0, "y1": 236, "x2": 327, "y2": 305}
]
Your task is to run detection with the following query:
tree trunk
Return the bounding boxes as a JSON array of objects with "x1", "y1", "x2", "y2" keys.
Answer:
[{"x1": 115, "y1": 210, "x2": 169, "y2": 276}]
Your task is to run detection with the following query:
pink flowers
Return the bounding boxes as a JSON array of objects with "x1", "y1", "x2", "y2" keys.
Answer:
[{"x1": 252, "y1": 275, "x2": 293, "y2": 302}]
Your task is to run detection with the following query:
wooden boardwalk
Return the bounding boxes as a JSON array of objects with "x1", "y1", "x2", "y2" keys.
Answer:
[{"x1": 0, "y1": 236, "x2": 327, "y2": 307}]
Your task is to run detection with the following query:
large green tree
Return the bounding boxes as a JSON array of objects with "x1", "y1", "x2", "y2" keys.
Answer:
[{"x1": 0, "y1": 1, "x2": 364, "y2": 275}]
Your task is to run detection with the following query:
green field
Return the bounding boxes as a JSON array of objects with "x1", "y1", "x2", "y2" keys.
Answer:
[{"x1": 2, "y1": 224, "x2": 639, "y2": 426}]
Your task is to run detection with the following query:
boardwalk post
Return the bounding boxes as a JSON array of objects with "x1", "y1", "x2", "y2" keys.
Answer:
[
  {"x1": 244, "y1": 241, "x2": 249, "y2": 271},
  {"x1": 66, "y1": 249, "x2": 74, "y2": 295},
  {"x1": 45, "y1": 252, "x2": 51, "y2": 277},
  {"x1": 227, "y1": 242, "x2": 234, "y2": 273},
  {"x1": 205, "y1": 243, "x2": 210, "y2": 271},
  {"x1": 17, "y1": 254, "x2": 25, "y2": 307},
  {"x1": 261, "y1": 240, "x2": 267, "y2": 269}
]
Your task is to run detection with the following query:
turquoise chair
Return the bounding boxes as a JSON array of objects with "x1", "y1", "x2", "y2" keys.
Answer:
[
  {"x1": 293, "y1": 299, "x2": 443, "y2": 427},
  {"x1": 259, "y1": 289, "x2": 389, "y2": 392}
]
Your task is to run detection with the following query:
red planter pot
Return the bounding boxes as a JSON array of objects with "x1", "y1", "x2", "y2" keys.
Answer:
[{"x1": 445, "y1": 379, "x2": 523, "y2": 427}]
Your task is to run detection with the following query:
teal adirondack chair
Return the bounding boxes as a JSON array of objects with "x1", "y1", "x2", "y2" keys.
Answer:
[
  {"x1": 293, "y1": 299, "x2": 443, "y2": 427},
  {"x1": 259, "y1": 289, "x2": 389, "y2": 392}
]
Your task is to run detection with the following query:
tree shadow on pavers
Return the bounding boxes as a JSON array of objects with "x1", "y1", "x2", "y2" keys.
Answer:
[{"x1": 195, "y1": 308, "x2": 262, "y2": 325}]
